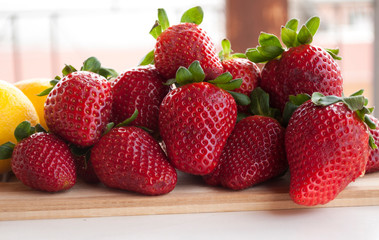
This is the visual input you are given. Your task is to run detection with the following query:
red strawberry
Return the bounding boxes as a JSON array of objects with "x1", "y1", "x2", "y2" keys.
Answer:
[
  {"x1": 246, "y1": 17, "x2": 343, "y2": 112},
  {"x1": 0, "y1": 122, "x2": 76, "y2": 192},
  {"x1": 91, "y1": 126, "x2": 177, "y2": 195},
  {"x1": 285, "y1": 91, "x2": 374, "y2": 206},
  {"x1": 203, "y1": 88, "x2": 286, "y2": 189},
  {"x1": 219, "y1": 39, "x2": 260, "y2": 113},
  {"x1": 159, "y1": 62, "x2": 239, "y2": 175},
  {"x1": 366, "y1": 115, "x2": 379, "y2": 173},
  {"x1": 111, "y1": 65, "x2": 169, "y2": 132},
  {"x1": 145, "y1": 7, "x2": 223, "y2": 80},
  {"x1": 44, "y1": 57, "x2": 114, "y2": 147}
]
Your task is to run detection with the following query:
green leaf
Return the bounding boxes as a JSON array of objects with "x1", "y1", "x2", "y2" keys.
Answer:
[
  {"x1": 180, "y1": 6, "x2": 203, "y2": 25},
  {"x1": 305, "y1": 16, "x2": 320, "y2": 36},
  {"x1": 297, "y1": 25, "x2": 313, "y2": 44},
  {"x1": 258, "y1": 32, "x2": 283, "y2": 48},
  {"x1": 325, "y1": 48, "x2": 340, "y2": 56},
  {"x1": 14, "y1": 121, "x2": 34, "y2": 142},
  {"x1": 245, "y1": 48, "x2": 270, "y2": 63},
  {"x1": 62, "y1": 64, "x2": 77, "y2": 76},
  {"x1": 257, "y1": 45, "x2": 284, "y2": 59},
  {"x1": 289, "y1": 93, "x2": 311, "y2": 106},
  {"x1": 158, "y1": 8, "x2": 170, "y2": 31},
  {"x1": 326, "y1": 48, "x2": 342, "y2": 60},
  {"x1": 54, "y1": 75, "x2": 61, "y2": 81},
  {"x1": 150, "y1": 21, "x2": 162, "y2": 39},
  {"x1": 0, "y1": 142, "x2": 15, "y2": 159},
  {"x1": 208, "y1": 72, "x2": 233, "y2": 84},
  {"x1": 82, "y1": 57, "x2": 101, "y2": 73},
  {"x1": 116, "y1": 109, "x2": 139, "y2": 128},
  {"x1": 163, "y1": 78, "x2": 177, "y2": 86},
  {"x1": 285, "y1": 18, "x2": 299, "y2": 31},
  {"x1": 350, "y1": 89, "x2": 364, "y2": 97},
  {"x1": 231, "y1": 53, "x2": 246, "y2": 59},
  {"x1": 215, "y1": 79, "x2": 242, "y2": 91},
  {"x1": 139, "y1": 50, "x2": 155, "y2": 66},
  {"x1": 342, "y1": 95, "x2": 366, "y2": 111},
  {"x1": 176, "y1": 66, "x2": 193, "y2": 85},
  {"x1": 369, "y1": 134, "x2": 378, "y2": 150},
  {"x1": 37, "y1": 87, "x2": 53, "y2": 96},
  {"x1": 35, "y1": 123, "x2": 47, "y2": 133},
  {"x1": 281, "y1": 27, "x2": 298, "y2": 48},
  {"x1": 312, "y1": 94, "x2": 342, "y2": 107},
  {"x1": 250, "y1": 87, "x2": 270, "y2": 116},
  {"x1": 98, "y1": 67, "x2": 118, "y2": 79},
  {"x1": 227, "y1": 90, "x2": 251, "y2": 106},
  {"x1": 365, "y1": 115, "x2": 376, "y2": 129},
  {"x1": 220, "y1": 38, "x2": 231, "y2": 60},
  {"x1": 237, "y1": 112, "x2": 248, "y2": 122},
  {"x1": 188, "y1": 60, "x2": 205, "y2": 82},
  {"x1": 103, "y1": 122, "x2": 115, "y2": 136}
]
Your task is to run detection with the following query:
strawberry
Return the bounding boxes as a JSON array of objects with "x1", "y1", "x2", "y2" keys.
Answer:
[
  {"x1": 0, "y1": 122, "x2": 76, "y2": 192},
  {"x1": 159, "y1": 61, "x2": 248, "y2": 175},
  {"x1": 219, "y1": 39, "x2": 260, "y2": 114},
  {"x1": 285, "y1": 90, "x2": 376, "y2": 206},
  {"x1": 42, "y1": 57, "x2": 115, "y2": 147},
  {"x1": 246, "y1": 17, "x2": 343, "y2": 112},
  {"x1": 141, "y1": 7, "x2": 223, "y2": 80},
  {"x1": 90, "y1": 112, "x2": 177, "y2": 195},
  {"x1": 203, "y1": 88, "x2": 286, "y2": 190},
  {"x1": 111, "y1": 65, "x2": 169, "y2": 133},
  {"x1": 366, "y1": 115, "x2": 379, "y2": 173}
]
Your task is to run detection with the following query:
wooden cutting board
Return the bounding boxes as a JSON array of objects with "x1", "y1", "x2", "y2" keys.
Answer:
[{"x1": 1, "y1": 171, "x2": 379, "y2": 221}]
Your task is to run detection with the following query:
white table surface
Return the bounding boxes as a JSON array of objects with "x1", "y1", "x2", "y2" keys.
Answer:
[{"x1": 1, "y1": 206, "x2": 379, "y2": 240}]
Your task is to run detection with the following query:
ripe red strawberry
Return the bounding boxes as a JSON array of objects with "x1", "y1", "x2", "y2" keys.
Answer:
[
  {"x1": 246, "y1": 17, "x2": 343, "y2": 112},
  {"x1": 285, "y1": 91, "x2": 374, "y2": 206},
  {"x1": 203, "y1": 88, "x2": 286, "y2": 189},
  {"x1": 144, "y1": 7, "x2": 223, "y2": 80},
  {"x1": 366, "y1": 115, "x2": 379, "y2": 173},
  {"x1": 43, "y1": 58, "x2": 114, "y2": 147},
  {"x1": 111, "y1": 65, "x2": 169, "y2": 132},
  {"x1": 91, "y1": 126, "x2": 177, "y2": 195},
  {"x1": 0, "y1": 122, "x2": 76, "y2": 192},
  {"x1": 160, "y1": 81, "x2": 237, "y2": 175},
  {"x1": 219, "y1": 39, "x2": 260, "y2": 114}
]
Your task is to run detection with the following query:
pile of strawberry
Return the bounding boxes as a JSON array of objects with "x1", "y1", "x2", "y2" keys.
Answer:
[{"x1": 1, "y1": 6, "x2": 379, "y2": 206}]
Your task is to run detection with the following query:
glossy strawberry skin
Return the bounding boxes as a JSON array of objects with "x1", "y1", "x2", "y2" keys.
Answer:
[
  {"x1": 203, "y1": 116, "x2": 287, "y2": 190},
  {"x1": 111, "y1": 65, "x2": 169, "y2": 132},
  {"x1": 261, "y1": 45, "x2": 343, "y2": 111},
  {"x1": 286, "y1": 101, "x2": 369, "y2": 206},
  {"x1": 159, "y1": 82, "x2": 237, "y2": 175},
  {"x1": 90, "y1": 126, "x2": 177, "y2": 195},
  {"x1": 11, "y1": 132, "x2": 76, "y2": 192},
  {"x1": 222, "y1": 58, "x2": 261, "y2": 113},
  {"x1": 154, "y1": 23, "x2": 223, "y2": 80},
  {"x1": 45, "y1": 71, "x2": 112, "y2": 147},
  {"x1": 366, "y1": 115, "x2": 379, "y2": 173}
]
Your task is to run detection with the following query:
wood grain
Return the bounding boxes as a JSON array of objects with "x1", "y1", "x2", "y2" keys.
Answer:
[{"x1": 1, "y1": 172, "x2": 379, "y2": 221}]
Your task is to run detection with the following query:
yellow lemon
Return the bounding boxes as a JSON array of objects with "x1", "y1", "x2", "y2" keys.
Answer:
[
  {"x1": 14, "y1": 78, "x2": 51, "y2": 130},
  {"x1": 0, "y1": 80, "x2": 39, "y2": 174}
]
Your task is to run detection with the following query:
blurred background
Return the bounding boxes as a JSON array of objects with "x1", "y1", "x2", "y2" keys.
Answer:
[{"x1": 0, "y1": 0, "x2": 375, "y2": 105}]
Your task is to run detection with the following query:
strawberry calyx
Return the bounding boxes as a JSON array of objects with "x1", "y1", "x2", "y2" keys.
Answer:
[
  {"x1": 38, "y1": 57, "x2": 118, "y2": 96},
  {"x1": 246, "y1": 16, "x2": 341, "y2": 63},
  {"x1": 165, "y1": 60, "x2": 250, "y2": 106},
  {"x1": 218, "y1": 38, "x2": 246, "y2": 61},
  {"x1": 249, "y1": 87, "x2": 281, "y2": 121},
  {"x1": 282, "y1": 93, "x2": 312, "y2": 126},
  {"x1": 0, "y1": 121, "x2": 47, "y2": 160},
  {"x1": 140, "y1": 6, "x2": 204, "y2": 66}
]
